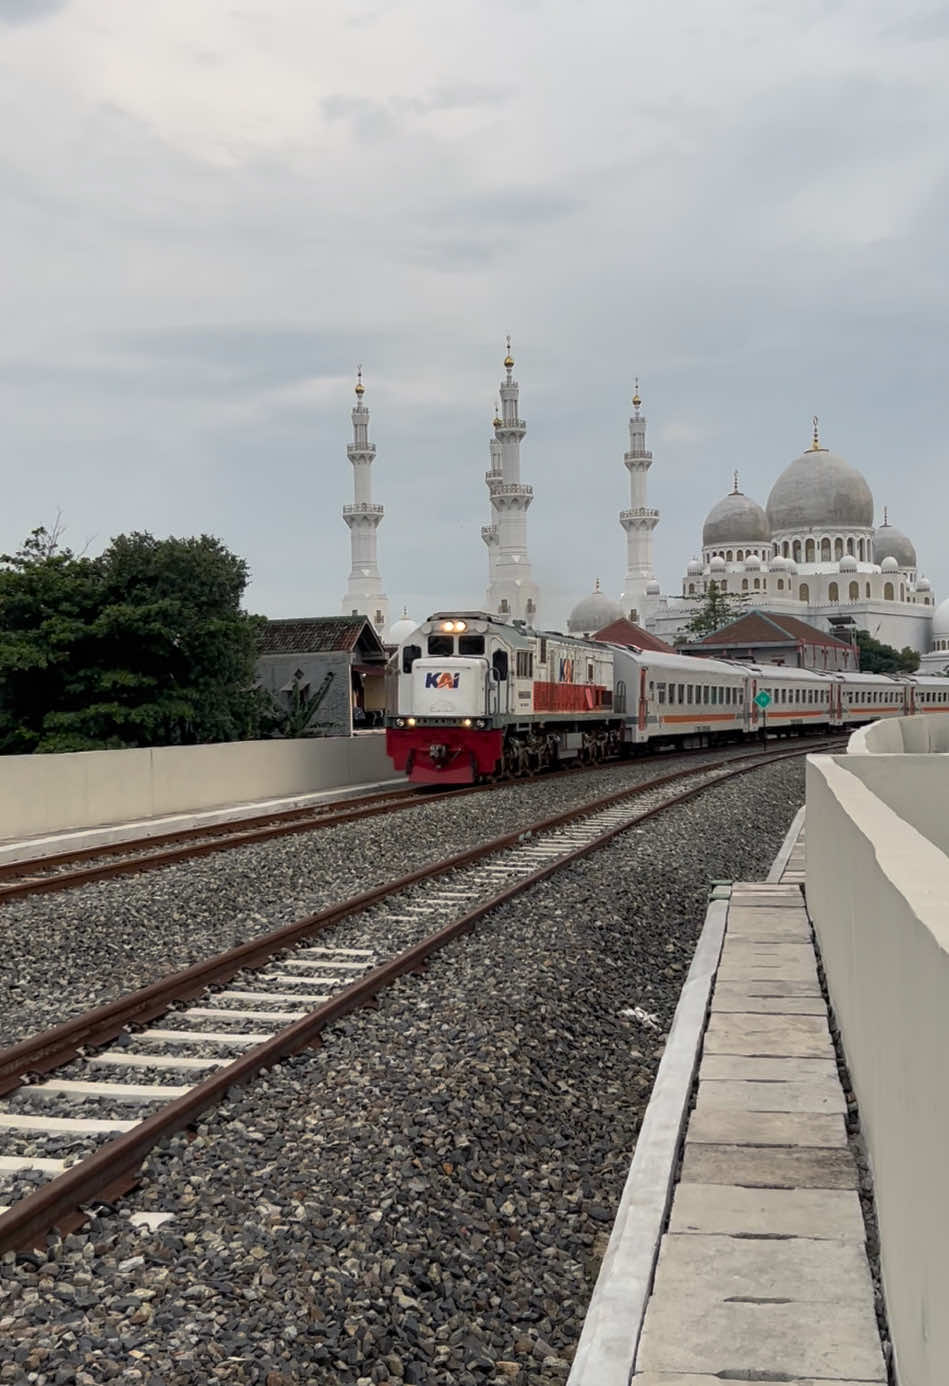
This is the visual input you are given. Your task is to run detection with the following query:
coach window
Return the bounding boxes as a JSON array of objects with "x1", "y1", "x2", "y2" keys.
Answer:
[
  {"x1": 459, "y1": 635, "x2": 485, "y2": 655},
  {"x1": 515, "y1": 651, "x2": 533, "y2": 678},
  {"x1": 657, "y1": 682, "x2": 666, "y2": 704},
  {"x1": 538, "y1": 638, "x2": 548, "y2": 664},
  {"x1": 703, "y1": 686, "x2": 710, "y2": 704},
  {"x1": 428, "y1": 635, "x2": 453, "y2": 655},
  {"x1": 492, "y1": 649, "x2": 509, "y2": 681},
  {"x1": 402, "y1": 643, "x2": 422, "y2": 672},
  {"x1": 679, "y1": 683, "x2": 685, "y2": 703}
]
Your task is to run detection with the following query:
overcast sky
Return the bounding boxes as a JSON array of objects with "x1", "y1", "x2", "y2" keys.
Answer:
[{"x1": 2, "y1": 0, "x2": 947, "y2": 630}]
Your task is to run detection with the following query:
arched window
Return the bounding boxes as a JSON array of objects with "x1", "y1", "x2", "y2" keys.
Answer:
[
  {"x1": 777, "y1": 579, "x2": 784, "y2": 591},
  {"x1": 726, "y1": 550, "x2": 733, "y2": 562},
  {"x1": 884, "y1": 582, "x2": 894, "y2": 600},
  {"x1": 720, "y1": 581, "x2": 728, "y2": 592},
  {"x1": 742, "y1": 578, "x2": 748, "y2": 591},
  {"x1": 900, "y1": 584, "x2": 905, "y2": 601},
  {"x1": 858, "y1": 539, "x2": 865, "y2": 561},
  {"x1": 792, "y1": 540, "x2": 802, "y2": 563},
  {"x1": 834, "y1": 538, "x2": 844, "y2": 560},
  {"x1": 849, "y1": 581, "x2": 859, "y2": 601},
  {"x1": 828, "y1": 582, "x2": 839, "y2": 602},
  {"x1": 782, "y1": 541, "x2": 790, "y2": 557},
  {"x1": 736, "y1": 549, "x2": 744, "y2": 561},
  {"x1": 865, "y1": 583, "x2": 871, "y2": 598},
  {"x1": 688, "y1": 583, "x2": 695, "y2": 595},
  {"x1": 821, "y1": 538, "x2": 831, "y2": 562},
  {"x1": 846, "y1": 538, "x2": 854, "y2": 556},
  {"x1": 754, "y1": 578, "x2": 760, "y2": 589},
  {"x1": 805, "y1": 539, "x2": 816, "y2": 562},
  {"x1": 799, "y1": 583, "x2": 810, "y2": 602}
]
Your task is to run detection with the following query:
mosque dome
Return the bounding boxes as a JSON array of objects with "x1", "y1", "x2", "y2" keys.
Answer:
[
  {"x1": 567, "y1": 581, "x2": 623, "y2": 634},
  {"x1": 839, "y1": 554, "x2": 858, "y2": 573},
  {"x1": 881, "y1": 556, "x2": 899, "y2": 574},
  {"x1": 709, "y1": 555, "x2": 726, "y2": 573},
  {"x1": 873, "y1": 521, "x2": 917, "y2": 569},
  {"x1": 387, "y1": 609, "x2": 418, "y2": 644},
  {"x1": 686, "y1": 557, "x2": 703, "y2": 576},
  {"x1": 766, "y1": 429, "x2": 874, "y2": 533},
  {"x1": 917, "y1": 576, "x2": 931, "y2": 592},
  {"x1": 744, "y1": 554, "x2": 763, "y2": 571},
  {"x1": 932, "y1": 596, "x2": 949, "y2": 640},
  {"x1": 702, "y1": 484, "x2": 769, "y2": 548}
]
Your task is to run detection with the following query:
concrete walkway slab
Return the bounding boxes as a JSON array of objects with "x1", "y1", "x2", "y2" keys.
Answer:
[
  {"x1": 699, "y1": 1054, "x2": 838, "y2": 1080},
  {"x1": 693, "y1": 1078, "x2": 846, "y2": 1114},
  {"x1": 633, "y1": 1376, "x2": 882, "y2": 1385},
  {"x1": 712, "y1": 977, "x2": 822, "y2": 997},
  {"x1": 650, "y1": 1231, "x2": 873, "y2": 1301},
  {"x1": 680, "y1": 1142, "x2": 857, "y2": 1188},
  {"x1": 710, "y1": 993, "x2": 828, "y2": 1014},
  {"x1": 636, "y1": 1296, "x2": 885, "y2": 1380},
  {"x1": 687, "y1": 1107, "x2": 848, "y2": 1147},
  {"x1": 704, "y1": 1013, "x2": 834, "y2": 1056},
  {"x1": 668, "y1": 1182, "x2": 866, "y2": 1239}
]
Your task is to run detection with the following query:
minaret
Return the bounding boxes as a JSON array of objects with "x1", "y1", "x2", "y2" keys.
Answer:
[
  {"x1": 620, "y1": 380, "x2": 660, "y2": 622},
  {"x1": 480, "y1": 403, "x2": 502, "y2": 592},
  {"x1": 485, "y1": 339, "x2": 540, "y2": 625},
  {"x1": 341, "y1": 368, "x2": 388, "y2": 634}
]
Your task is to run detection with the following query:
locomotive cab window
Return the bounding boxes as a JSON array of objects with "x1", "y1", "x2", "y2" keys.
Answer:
[
  {"x1": 459, "y1": 635, "x2": 485, "y2": 655},
  {"x1": 427, "y1": 635, "x2": 453, "y2": 656},
  {"x1": 515, "y1": 650, "x2": 533, "y2": 678},
  {"x1": 402, "y1": 644, "x2": 422, "y2": 673},
  {"x1": 538, "y1": 638, "x2": 547, "y2": 664},
  {"x1": 492, "y1": 649, "x2": 509, "y2": 682}
]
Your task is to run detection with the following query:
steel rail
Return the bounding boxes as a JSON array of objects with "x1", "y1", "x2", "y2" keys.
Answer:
[{"x1": 0, "y1": 739, "x2": 840, "y2": 1251}]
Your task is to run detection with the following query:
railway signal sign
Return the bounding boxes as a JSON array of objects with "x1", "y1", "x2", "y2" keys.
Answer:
[{"x1": 754, "y1": 690, "x2": 772, "y2": 709}]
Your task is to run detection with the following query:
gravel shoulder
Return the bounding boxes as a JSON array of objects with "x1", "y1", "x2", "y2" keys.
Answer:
[
  {"x1": 0, "y1": 758, "x2": 803, "y2": 1386},
  {"x1": 0, "y1": 748, "x2": 765, "y2": 1049}
]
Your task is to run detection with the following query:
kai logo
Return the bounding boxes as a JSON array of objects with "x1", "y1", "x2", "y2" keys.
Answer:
[{"x1": 424, "y1": 672, "x2": 461, "y2": 690}]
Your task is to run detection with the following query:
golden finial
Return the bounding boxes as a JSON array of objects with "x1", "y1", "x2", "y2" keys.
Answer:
[
  {"x1": 503, "y1": 334, "x2": 514, "y2": 369},
  {"x1": 354, "y1": 364, "x2": 365, "y2": 397},
  {"x1": 493, "y1": 399, "x2": 502, "y2": 427},
  {"x1": 732, "y1": 470, "x2": 740, "y2": 495},
  {"x1": 632, "y1": 376, "x2": 642, "y2": 410},
  {"x1": 808, "y1": 414, "x2": 825, "y2": 451}
]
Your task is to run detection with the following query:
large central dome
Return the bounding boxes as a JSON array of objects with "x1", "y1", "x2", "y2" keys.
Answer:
[
  {"x1": 766, "y1": 440, "x2": 874, "y2": 534},
  {"x1": 703, "y1": 489, "x2": 769, "y2": 547}
]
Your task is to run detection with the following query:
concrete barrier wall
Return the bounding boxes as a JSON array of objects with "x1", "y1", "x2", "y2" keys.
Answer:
[
  {"x1": 840, "y1": 715, "x2": 949, "y2": 853},
  {"x1": 806, "y1": 754, "x2": 949, "y2": 1386},
  {"x1": 0, "y1": 735, "x2": 401, "y2": 840},
  {"x1": 849, "y1": 711, "x2": 949, "y2": 754}
]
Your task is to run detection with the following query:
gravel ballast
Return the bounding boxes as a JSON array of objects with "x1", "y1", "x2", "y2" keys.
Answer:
[
  {"x1": 0, "y1": 758, "x2": 803, "y2": 1385},
  {"x1": 0, "y1": 746, "x2": 794, "y2": 1049}
]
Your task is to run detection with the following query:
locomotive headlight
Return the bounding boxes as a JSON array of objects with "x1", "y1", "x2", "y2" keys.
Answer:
[
  {"x1": 454, "y1": 620, "x2": 467, "y2": 632},
  {"x1": 441, "y1": 620, "x2": 456, "y2": 632},
  {"x1": 407, "y1": 717, "x2": 416, "y2": 727},
  {"x1": 462, "y1": 718, "x2": 472, "y2": 727}
]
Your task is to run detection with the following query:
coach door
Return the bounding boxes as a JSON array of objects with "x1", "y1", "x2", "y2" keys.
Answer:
[{"x1": 637, "y1": 668, "x2": 648, "y2": 737}]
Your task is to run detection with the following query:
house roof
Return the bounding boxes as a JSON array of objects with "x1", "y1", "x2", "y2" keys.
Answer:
[
  {"x1": 257, "y1": 616, "x2": 386, "y2": 657},
  {"x1": 593, "y1": 618, "x2": 677, "y2": 654},
  {"x1": 687, "y1": 610, "x2": 853, "y2": 652}
]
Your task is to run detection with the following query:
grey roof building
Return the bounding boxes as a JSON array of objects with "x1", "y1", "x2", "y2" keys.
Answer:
[{"x1": 256, "y1": 616, "x2": 388, "y2": 736}]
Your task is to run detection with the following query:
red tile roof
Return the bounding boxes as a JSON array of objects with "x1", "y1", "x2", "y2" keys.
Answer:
[
  {"x1": 593, "y1": 618, "x2": 677, "y2": 653},
  {"x1": 688, "y1": 610, "x2": 853, "y2": 651}
]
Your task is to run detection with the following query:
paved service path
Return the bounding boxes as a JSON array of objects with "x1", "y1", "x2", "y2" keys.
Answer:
[{"x1": 632, "y1": 815, "x2": 887, "y2": 1384}]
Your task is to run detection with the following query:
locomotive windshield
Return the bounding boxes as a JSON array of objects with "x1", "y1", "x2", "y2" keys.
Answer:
[
  {"x1": 427, "y1": 635, "x2": 453, "y2": 655},
  {"x1": 459, "y1": 635, "x2": 485, "y2": 655}
]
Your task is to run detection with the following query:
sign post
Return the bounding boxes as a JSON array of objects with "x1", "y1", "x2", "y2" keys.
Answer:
[{"x1": 754, "y1": 688, "x2": 772, "y2": 741}]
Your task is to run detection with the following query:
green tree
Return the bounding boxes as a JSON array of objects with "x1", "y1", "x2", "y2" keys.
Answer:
[
  {"x1": 683, "y1": 581, "x2": 750, "y2": 640},
  {"x1": 854, "y1": 629, "x2": 920, "y2": 675},
  {"x1": 0, "y1": 527, "x2": 264, "y2": 753}
]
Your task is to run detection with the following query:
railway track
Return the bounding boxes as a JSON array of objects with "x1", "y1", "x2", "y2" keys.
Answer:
[
  {"x1": 0, "y1": 739, "x2": 840, "y2": 1252},
  {"x1": 0, "y1": 736, "x2": 832, "y2": 904}
]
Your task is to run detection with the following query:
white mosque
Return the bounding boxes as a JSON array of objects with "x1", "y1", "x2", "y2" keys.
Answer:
[{"x1": 339, "y1": 348, "x2": 947, "y2": 668}]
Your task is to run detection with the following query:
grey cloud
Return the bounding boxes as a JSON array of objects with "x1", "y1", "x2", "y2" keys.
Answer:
[
  {"x1": 322, "y1": 95, "x2": 396, "y2": 142},
  {"x1": 0, "y1": 0, "x2": 67, "y2": 23},
  {"x1": 884, "y1": 6, "x2": 949, "y2": 40},
  {"x1": 395, "y1": 83, "x2": 513, "y2": 115}
]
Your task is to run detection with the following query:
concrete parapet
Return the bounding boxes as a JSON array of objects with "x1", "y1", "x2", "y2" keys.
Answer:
[
  {"x1": 849, "y1": 710, "x2": 949, "y2": 754},
  {"x1": 0, "y1": 735, "x2": 401, "y2": 841},
  {"x1": 807, "y1": 752, "x2": 949, "y2": 1386}
]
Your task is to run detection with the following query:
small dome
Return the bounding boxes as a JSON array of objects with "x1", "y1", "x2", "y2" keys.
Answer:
[
  {"x1": 839, "y1": 554, "x2": 858, "y2": 572},
  {"x1": 702, "y1": 488, "x2": 770, "y2": 548},
  {"x1": 881, "y1": 556, "x2": 899, "y2": 573},
  {"x1": 686, "y1": 557, "x2": 703, "y2": 576},
  {"x1": 646, "y1": 578, "x2": 661, "y2": 596},
  {"x1": 388, "y1": 612, "x2": 418, "y2": 644},
  {"x1": 917, "y1": 575, "x2": 932, "y2": 592},
  {"x1": 766, "y1": 438, "x2": 874, "y2": 533},
  {"x1": 873, "y1": 522, "x2": 917, "y2": 569},
  {"x1": 567, "y1": 582, "x2": 623, "y2": 634},
  {"x1": 709, "y1": 555, "x2": 726, "y2": 572},
  {"x1": 769, "y1": 555, "x2": 787, "y2": 572},
  {"x1": 932, "y1": 596, "x2": 949, "y2": 639}
]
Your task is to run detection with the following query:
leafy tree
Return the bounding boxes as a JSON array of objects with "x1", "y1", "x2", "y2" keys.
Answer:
[
  {"x1": 683, "y1": 581, "x2": 750, "y2": 640},
  {"x1": 854, "y1": 629, "x2": 920, "y2": 675},
  {"x1": 0, "y1": 527, "x2": 264, "y2": 753}
]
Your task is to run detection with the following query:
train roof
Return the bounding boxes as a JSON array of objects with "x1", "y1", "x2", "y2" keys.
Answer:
[{"x1": 607, "y1": 647, "x2": 742, "y2": 678}]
